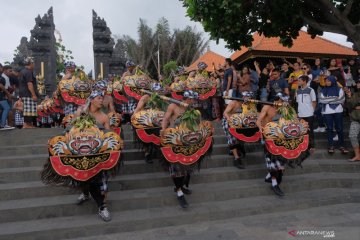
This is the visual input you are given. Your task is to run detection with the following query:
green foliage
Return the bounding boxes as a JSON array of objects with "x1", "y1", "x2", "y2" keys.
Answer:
[
  {"x1": 55, "y1": 42, "x2": 75, "y2": 75},
  {"x1": 115, "y1": 17, "x2": 209, "y2": 78},
  {"x1": 180, "y1": 0, "x2": 360, "y2": 52},
  {"x1": 145, "y1": 93, "x2": 167, "y2": 111},
  {"x1": 180, "y1": 109, "x2": 201, "y2": 131},
  {"x1": 162, "y1": 60, "x2": 178, "y2": 86},
  {"x1": 163, "y1": 60, "x2": 177, "y2": 77},
  {"x1": 71, "y1": 114, "x2": 97, "y2": 131},
  {"x1": 277, "y1": 105, "x2": 297, "y2": 121}
]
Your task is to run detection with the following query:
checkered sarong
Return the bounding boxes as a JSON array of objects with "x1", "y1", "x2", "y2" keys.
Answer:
[
  {"x1": 221, "y1": 117, "x2": 240, "y2": 147},
  {"x1": 264, "y1": 151, "x2": 285, "y2": 171},
  {"x1": 41, "y1": 116, "x2": 53, "y2": 124},
  {"x1": 22, "y1": 97, "x2": 37, "y2": 117},
  {"x1": 122, "y1": 97, "x2": 137, "y2": 114},
  {"x1": 63, "y1": 103, "x2": 78, "y2": 116},
  {"x1": 14, "y1": 110, "x2": 24, "y2": 126}
]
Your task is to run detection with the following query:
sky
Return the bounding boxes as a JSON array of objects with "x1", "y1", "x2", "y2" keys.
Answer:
[{"x1": 0, "y1": 0, "x2": 354, "y2": 72}]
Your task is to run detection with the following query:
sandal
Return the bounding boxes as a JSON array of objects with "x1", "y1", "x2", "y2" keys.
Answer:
[
  {"x1": 328, "y1": 147, "x2": 335, "y2": 154},
  {"x1": 339, "y1": 147, "x2": 349, "y2": 154}
]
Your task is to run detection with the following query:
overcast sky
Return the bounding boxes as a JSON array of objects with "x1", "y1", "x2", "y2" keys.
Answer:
[{"x1": 0, "y1": 0, "x2": 353, "y2": 72}]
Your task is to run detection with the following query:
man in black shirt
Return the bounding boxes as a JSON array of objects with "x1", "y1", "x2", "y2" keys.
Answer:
[
  {"x1": 19, "y1": 57, "x2": 38, "y2": 128},
  {"x1": 222, "y1": 58, "x2": 234, "y2": 105}
]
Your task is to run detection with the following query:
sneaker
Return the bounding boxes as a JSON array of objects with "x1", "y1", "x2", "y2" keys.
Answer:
[
  {"x1": 0, "y1": 125, "x2": 15, "y2": 130},
  {"x1": 181, "y1": 187, "x2": 192, "y2": 195},
  {"x1": 314, "y1": 127, "x2": 326, "y2": 133},
  {"x1": 177, "y1": 195, "x2": 189, "y2": 208},
  {"x1": 333, "y1": 135, "x2": 338, "y2": 141},
  {"x1": 271, "y1": 185, "x2": 285, "y2": 197},
  {"x1": 76, "y1": 193, "x2": 89, "y2": 205},
  {"x1": 98, "y1": 206, "x2": 111, "y2": 222}
]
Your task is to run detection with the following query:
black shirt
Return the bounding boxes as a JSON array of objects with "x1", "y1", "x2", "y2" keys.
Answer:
[
  {"x1": 19, "y1": 68, "x2": 37, "y2": 98},
  {"x1": 0, "y1": 77, "x2": 6, "y2": 101},
  {"x1": 258, "y1": 73, "x2": 269, "y2": 89}
]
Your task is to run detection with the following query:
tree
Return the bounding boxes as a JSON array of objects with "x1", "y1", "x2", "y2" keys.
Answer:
[
  {"x1": 115, "y1": 17, "x2": 209, "y2": 78},
  {"x1": 181, "y1": 0, "x2": 360, "y2": 53}
]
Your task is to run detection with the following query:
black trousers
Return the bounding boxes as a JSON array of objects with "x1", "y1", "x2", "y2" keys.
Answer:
[
  {"x1": 82, "y1": 175, "x2": 106, "y2": 208},
  {"x1": 300, "y1": 116, "x2": 315, "y2": 149}
]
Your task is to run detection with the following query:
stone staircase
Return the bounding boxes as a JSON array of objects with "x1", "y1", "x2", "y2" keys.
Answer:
[{"x1": 0, "y1": 123, "x2": 359, "y2": 240}]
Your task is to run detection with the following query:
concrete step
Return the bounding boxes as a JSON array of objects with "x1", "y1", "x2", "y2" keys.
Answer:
[
  {"x1": 68, "y1": 202, "x2": 360, "y2": 240},
  {"x1": 0, "y1": 188, "x2": 358, "y2": 240},
  {"x1": 0, "y1": 152, "x2": 357, "y2": 183},
  {"x1": 0, "y1": 159, "x2": 358, "y2": 201},
  {"x1": 0, "y1": 172, "x2": 358, "y2": 224},
  {"x1": 0, "y1": 150, "x2": 358, "y2": 183},
  {"x1": 0, "y1": 123, "x2": 349, "y2": 145},
  {"x1": 0, "y1": 137, "x2": 353, "y2": 170}
]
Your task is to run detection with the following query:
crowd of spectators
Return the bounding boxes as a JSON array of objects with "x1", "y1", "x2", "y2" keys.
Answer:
[{"x1": 1, "y1": 56, "x2": 360, "y2": 159}]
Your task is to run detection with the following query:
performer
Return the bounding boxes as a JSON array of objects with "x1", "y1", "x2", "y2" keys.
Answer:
[
  {"x1": 256, "y1": 93, "x2": 309, "y2": 196},
  {"x1": 161, "y1": 90, "x2": 214, "y2": 208},
  {"x1": 41, "y1": 90, "x2": 123, "y2": 222},
  {"x1": 53, "y1": 61, "x2": 92, "y2": 116},
  {"x1": 121, "y1": 60, "x2": 138, "y2": 123},
  {"x1": 132, "y1": 84, "x2": 167, "y2": 164},
  {"x1": 222, "y1": 92, "x2": 260, "y2": 169}
]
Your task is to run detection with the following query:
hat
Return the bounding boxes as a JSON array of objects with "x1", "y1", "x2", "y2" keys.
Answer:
[
  {"x1": 126, "y1": 60, "x2": 136, "y2": 68},
  {"x1": 197, "y1": 62, "x2": 208, "y2": 70},
  {"x1": 241, "y1": 91, "x2": 254, "y2": 98},
  {"x1": 23, "y1": 57, "x2": 34, "y2": 66},
  {"x1": 183, "y1": 90, "x2": 199, "y2": 99},
  {"x1": 176, "y1": 66, "x2": 186, "y2": 75},
  {"x1": 88, "y1": 90, "x2": 104, "y2": 100},
  {"x1": 64, "y1": 61, "x2": 76, "y2": 68},
  {"x1": 274, "y1": 92, "x2": 289, "y2": 102},
  {"x1": 92, "y1": 80, "x2": 108, "y2": 91},
  {"x1": 151, "y1": 82, "x2": 162, "y2": 91},
  {"x1": 325, "y1": 75, "x2": 336, "y2": 84}
]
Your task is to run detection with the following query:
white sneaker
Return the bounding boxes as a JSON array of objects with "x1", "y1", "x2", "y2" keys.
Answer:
[
  {"x1": 333, "y1": 135, "x2": 338, "y2": 141},
  {"x1": 314, "y1": 127, "x2": 326, "y2": 133},
  {"x1": 76, "y1": 193, "x2": 89, "y2": 205},
  {"x1": 0, "y1": 125, "x2": 15, "y2": 130},
  {"x1": 98, "y1": 207, "x2": 111, "y2": 222}
]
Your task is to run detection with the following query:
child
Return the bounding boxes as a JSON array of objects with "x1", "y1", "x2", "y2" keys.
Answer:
[{"x1": 13, "y1": 98, "x2": 24, "y2": 129}]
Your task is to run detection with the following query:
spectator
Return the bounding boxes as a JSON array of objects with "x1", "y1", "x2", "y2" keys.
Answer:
[
  {"x1": 13, "y1": 97, "x2": 24, "y2": 128},
  {"x1": 327, "y1": 58, "x2": 346, "y2": 87},
  {"x1": 288, "y1": 62, "x2": 304, "y2": 93},
  {"x1": 296, "y1": 75, "x2": 317, "y2": 153},
  {"x1": 312, "y1": 58, "x2": 322, "y2": 77},
  {"x1": 260, "y1": 68, "x2": 270, "y2": 101},
  {"x1": 267, "y1": 68, "x2": 289, "y2": 101},
  {"x1": 347, "y1": 58, "x2": 359, "y2": 83},
  {"x1": 0, "y1": 75, "x2": 14, "y2": 130},
  {"x1": 231, "y1": 63, "x2": 238, "y2": 97},
  {"x1": 301, "y1": 63, "x2": 313, "y2": 87},
  {"x1": 19, "y1": 57, "x2": 38, "y2": 128},
  {"x1": 319, "y1": 75, "x2": 348, "y2": 154},
  {"x1": 242, "y1": 65, "x2": 259, "y2": 93},
  {"x1": 345, "y1": 82, "x2": 360, "y2": 162},
  {"x1": 223, "y1": 58, "x2": 234, "y2": 105},
  {"x1": 281, "y1": 62, "x2": 292, "y2": 80},
  {"x1": 238, "y1": 70, "x2": 252, "y2": 94},
  {"x1": 1, "y1": 65, "x2": 16, "y2": 127}
]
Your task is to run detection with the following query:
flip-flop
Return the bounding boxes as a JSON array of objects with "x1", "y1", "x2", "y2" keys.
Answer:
[{"x1": 348, "y1": 159, "x2": 360, "y2": 162}]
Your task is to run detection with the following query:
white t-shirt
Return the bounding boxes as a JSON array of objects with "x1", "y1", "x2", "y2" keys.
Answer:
[
  {"x1": 1, "y1": 73, "x2": 10, "y2": 89},
  {"x1": 296, "y1": 86, "x2": 316, "y2": 117}
]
